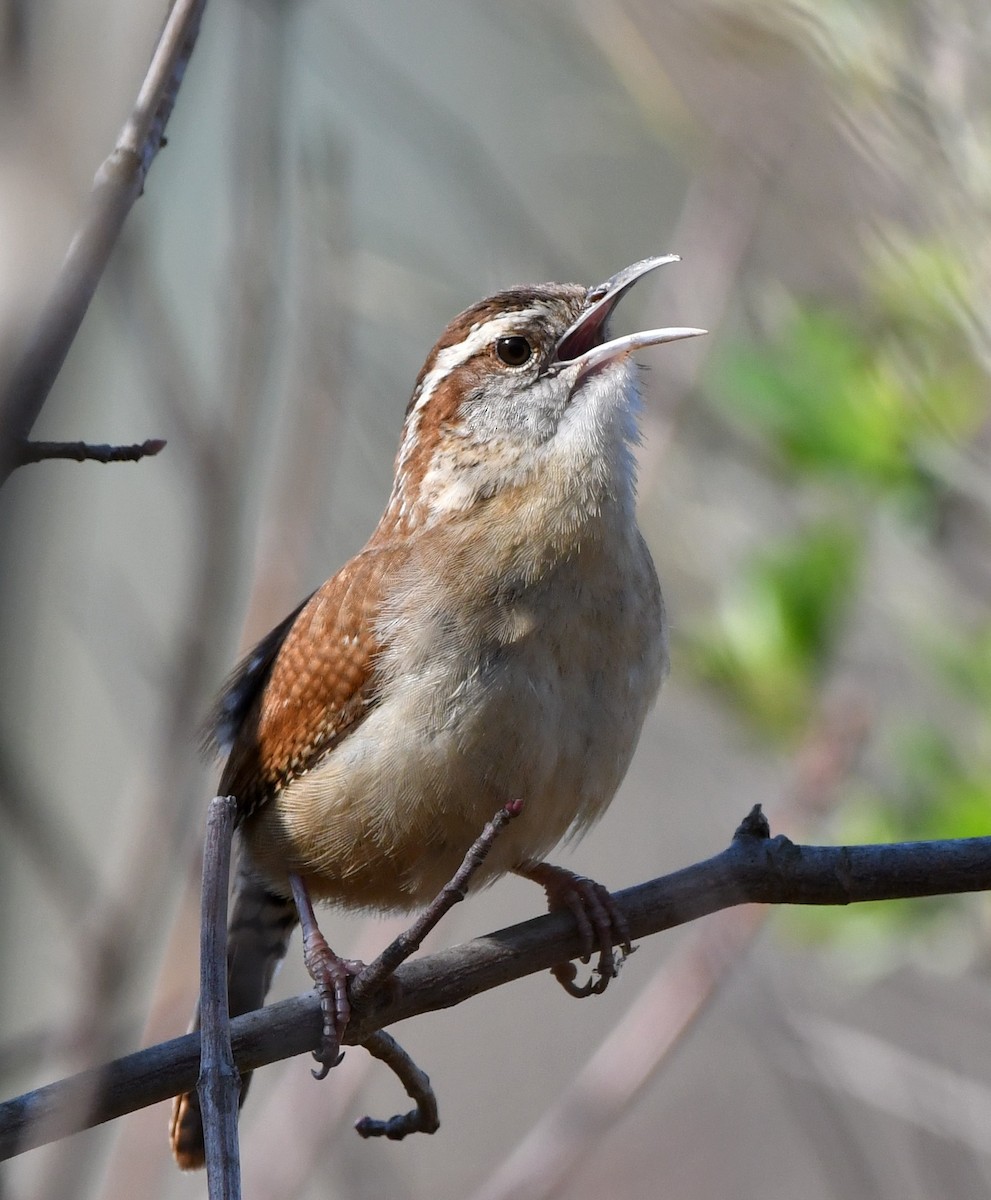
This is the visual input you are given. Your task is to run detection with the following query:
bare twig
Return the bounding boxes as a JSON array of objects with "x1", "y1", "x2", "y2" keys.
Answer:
[
  {"x1": 86, "y1": 12, "x2": 297, "y2": 1193},
  {"x1": 197, "y1": 797, "x2": 241, "y2": 1200},
  {"x1": 354, "y1": 1032, "x2": 440, "y2": 1140},
  {"x1": 352, "y1": 800, "x2": 523, "y2": 1006},
  {"x1": 3, "y1": 817, "x2": 991, "y2": 1160},
  {"x1": 0, "y1": 0, "x2": 207, "y2": 485},
  {"x1": 339, "y1": 801, "x2": 522, "y2": 1143},
  {"x1": 13, "y1": 438, "x2": 166, "y2": 466}
]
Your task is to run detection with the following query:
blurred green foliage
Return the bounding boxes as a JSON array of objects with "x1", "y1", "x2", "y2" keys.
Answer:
[
  {"x1": 716, "y1": 308, "x2": 934, "y2": 501},
  {"x1": 852, "y1": 622, "x2": 991, "y2": 843},
  {"x1": 686, "y1": 223, "x2": 989, "y2": 966},
  {"x1": 785, "y1": 691, "x2": 991, "y2": 974},
  {"x1": 684, "y1": 523, "x2": 859, "y2": 738},
  {"x1": 709, "y1": 240, "x2": 985, "y2": 522},
  {"x1": 844, "y1": 724, "x2": 991, "y2": 845}
]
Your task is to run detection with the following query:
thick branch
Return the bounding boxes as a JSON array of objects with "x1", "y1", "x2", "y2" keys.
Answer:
[
  {"x1": 0, "y1": 0, "x2": 207, "y2": 484},
  {"x1": 3, "y1": 821, "x2": 991, "y2": 1160}
]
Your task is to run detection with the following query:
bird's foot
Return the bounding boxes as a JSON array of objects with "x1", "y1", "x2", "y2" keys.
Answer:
[
  {"x1": 290, "y1": 871, "x2": 365, "y2": 1077},
  {"x1": 302, "y1": 933, "x2": 365, "y2": 1078},
  {"x1": 519, "y1": 862, "x2": 635, "y2": 997}
]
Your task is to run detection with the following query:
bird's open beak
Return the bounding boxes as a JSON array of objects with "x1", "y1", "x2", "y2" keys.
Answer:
[{"x1": 555, "y1": 255, "x2": 706, "y2": 381}]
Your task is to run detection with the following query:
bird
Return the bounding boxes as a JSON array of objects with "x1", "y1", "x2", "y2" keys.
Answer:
[{"x1": 169, "y1": 255, "x2": 705, "y2": 1168}]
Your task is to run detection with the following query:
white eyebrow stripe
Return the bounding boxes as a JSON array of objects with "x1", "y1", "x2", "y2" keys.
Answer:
[{"x1": 409, "y1": 309, "x2": 544, "y2": 418}]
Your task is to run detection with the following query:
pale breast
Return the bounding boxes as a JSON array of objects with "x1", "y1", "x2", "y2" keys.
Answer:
[{"x1": 245, "y1": 517, "x2": 665, "y2": 910}]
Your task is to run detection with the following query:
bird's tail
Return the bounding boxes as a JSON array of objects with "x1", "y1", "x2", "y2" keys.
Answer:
[{"x1": 169, "y1": 854, "x2": 297, "y2": 1170}]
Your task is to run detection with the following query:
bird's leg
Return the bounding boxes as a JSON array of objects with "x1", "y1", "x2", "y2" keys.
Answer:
[
  {"x1": 288, "y1": 872, "x2": 364, "y2": 1078},
  {"x1": 516, "y1": 862, "x2": 634, "y2": 997}
]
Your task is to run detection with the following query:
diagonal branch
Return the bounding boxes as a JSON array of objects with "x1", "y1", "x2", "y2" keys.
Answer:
[
  {"x1": 0, "y1": 0, "x2": 208, "y2": 485},
  {"x1": 3, "y1": 812, "x2": 991, "y2": 1161},
  {"x1": 352, "y1": 799, "x2": 523, "y2": 1006}
]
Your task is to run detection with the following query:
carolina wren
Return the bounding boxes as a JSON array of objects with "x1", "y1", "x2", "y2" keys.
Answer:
[{"x1": 170, "y1": 256, "x2": 704, "y2": 1168}]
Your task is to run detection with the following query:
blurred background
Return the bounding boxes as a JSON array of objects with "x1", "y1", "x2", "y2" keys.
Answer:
[{"x1": 2, "y1": 0, "x2": 991, "y2": 1197}]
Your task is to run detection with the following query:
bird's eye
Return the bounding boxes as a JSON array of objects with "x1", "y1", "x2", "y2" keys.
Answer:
[{"x1": 495, "y1": 336, "x2": 532, "y2": 367}]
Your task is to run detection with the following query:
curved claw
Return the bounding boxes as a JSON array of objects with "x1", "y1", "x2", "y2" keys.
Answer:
[
  {"x1": 311, "y1": 1047, "x2": 345, "y2": 1080},
  {"x1": 551, "y1": 961, "x2": 597, "y2": 999},
  {"x1": 519, "y1": 862, "x2": 636, "y2": 998}
]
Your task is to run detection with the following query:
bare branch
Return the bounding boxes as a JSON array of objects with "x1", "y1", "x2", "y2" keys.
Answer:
[
  {"x1": 197, "y1": 797, "x2": 241, "y2": 1200},
  {"x1": 0, "y1": 0, "x2": 207, "y2": 485},
  {"x1": 351, "y1": 800, "x2": 523, "y2": 1005},
  {"x1": 339, "y1": 803, "x2": 521, "y2": 1143},
  {"x1": 13, "y1": 438, "x2": 167, "y2": 466},
  {"x1": 3, "y1": 818, "x2": 991, "y2": 1160}
]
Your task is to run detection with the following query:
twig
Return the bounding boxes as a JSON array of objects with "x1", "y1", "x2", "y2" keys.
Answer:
[
  {"x1": 197, "y1": 797, "x2": 241, "y2": 1200},
  {"x1": 13, "y1": 438, "x2": 167, "y2": 466},
  {"x1": 352, "y1": 800, "x2": 523, "y2": 1006},
  {"x1": 89, "y1": 9, "x2": 293, "y2": 1192},
  {"x1": 4, "y1": 818, "x2": 991, "y2": 1159},
  {"x1": 0, "y1": 0, "x2": 208, "y2": 485},
  {"x1": 354, "y1": 1032, "x2": 440, "y2": 1140},
  {"x1": 340, "y1": 802, "x2": 522, "y2": 1142}
]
